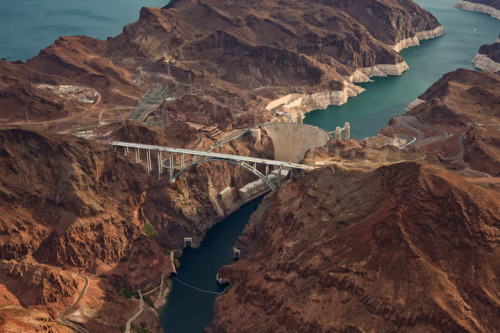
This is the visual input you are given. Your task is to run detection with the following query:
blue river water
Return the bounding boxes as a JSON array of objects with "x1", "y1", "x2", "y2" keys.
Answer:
[
  {"x1": 160, "y1": 198, "x2": 263, "y2": 332},
  {"x1": 304, "y1": 0, "x2": 500, "y2": 139}
]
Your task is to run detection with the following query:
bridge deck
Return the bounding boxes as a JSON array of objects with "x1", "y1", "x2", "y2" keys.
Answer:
[{"x1": 110, "y1": 141, "x2": 317, "y2": 170}]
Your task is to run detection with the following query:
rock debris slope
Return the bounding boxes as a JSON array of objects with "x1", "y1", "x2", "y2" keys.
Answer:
[{"x1": 209, "y1": 162, "x2": 500, "y2": 333}]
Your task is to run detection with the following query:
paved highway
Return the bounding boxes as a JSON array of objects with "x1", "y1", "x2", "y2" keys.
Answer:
[{"x1": 110, "y1": 141, "x2": 317, "y2": 170}]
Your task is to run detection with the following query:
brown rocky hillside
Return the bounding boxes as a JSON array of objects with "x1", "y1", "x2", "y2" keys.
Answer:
[
  {"x1": 209, "y1": 162, "x2": 500, "y2": 332},
  {"x1": 0, "y1": 0, "x2": 442, "y2": 128},
  {"x1": 0, "y1": 125, "x2": 273, "y2": 332}
]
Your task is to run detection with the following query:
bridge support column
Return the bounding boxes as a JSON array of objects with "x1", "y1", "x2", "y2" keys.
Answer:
[
  {"x1": 181, "y1": 154, "x2": 185, "y2": 169},
  {"x1": 265, "y1": 165, "x2": 269, "y2": 179},
  {"x1": 169, "y1": 152, "x2": 174, "y2": 180},
  {"x1": 135, "y1": 148, "x2": 140, "y2": 162},
  {"x1": 290, "y1": 168, "x2": 293, "y2": 180},
  {"x1": 146, "y1": 150, "x2": 152, "y2": 172},
  {"x1": 278, "y1": 165, "x2": 282, "y2": 187},
  {"x1": 125, "y1": 147, "x2": 129, "y2": 155},
  {"x1": 157, "y1": 151, "x2": 162, "y2": 179},
  {"x1": 252, "y1": 163, "x2": 256, "y2": 172}
]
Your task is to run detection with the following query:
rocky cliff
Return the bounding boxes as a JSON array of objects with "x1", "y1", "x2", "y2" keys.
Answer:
[
  {"x1": 405, "y1": 69, "x2": 500, "y2": 176},
  {"x1": 473, "y1": 40, "x2": 500, "y2": 72},
  {"x1": 208, "y1": 162, "x2": 500, "y2": 332},
  {"x1": 0, "y1": 0, "x2": 443, "y2": 128},
  {"x1": 0, "y1": 0, "x2": 449, "y2": 331},
  {"x1": 0, "y1": 125, "x2": 273, "y2": 332}
]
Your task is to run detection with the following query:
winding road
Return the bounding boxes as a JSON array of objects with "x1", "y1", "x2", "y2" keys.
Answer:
[
  {"x1": 57, "y1": 274, "x2": 89, "y2": 333},
  {"x1": 124, "y1": 289, "x2": 144, "y2": 333}
]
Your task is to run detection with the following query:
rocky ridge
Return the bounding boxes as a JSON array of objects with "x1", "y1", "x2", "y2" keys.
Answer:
[
  {"x1": 0, "y1": 124, "x2": 273, "y2": 332},
  {"x1": 0, "y1": 0, "x2": 444, "y2": 128},
  {"x1": 208, "y1": 162, "x2": 500, "y2": 332},
  {"x1": 381, "y1": 69, "x2": 500, "y2": 177},
  {"x1": 0, "y1": 0, "x2": 457, "y2": 331},
  {"x1": 409, "y1": 69, "x2": 500, "y2": 174}
]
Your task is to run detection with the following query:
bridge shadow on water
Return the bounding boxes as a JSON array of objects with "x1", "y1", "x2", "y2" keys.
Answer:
[{"x1": 160, "y1": 196, "x2": 263, "y2": 333}]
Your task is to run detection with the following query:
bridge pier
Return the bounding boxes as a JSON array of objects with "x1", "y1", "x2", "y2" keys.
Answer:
[
  {"x1": 265, "y1": 165, "x2": 269, "y2": 179},
  {"x1": 135, "y1": 148, "x2": 140, "y2": 162},
  {"x1": 180, "y1": 154, "x2": 185, "y2": 169},
  {"x1": 125, "y1": 146, "x2": 129, "y2": 155},
  {"x1": 157, "y1": 151, "x2": 162, "y2": 179},
  {"x1": 169, "y1": 152, "x2": 174, "y2": 180},
  {"x1": 277, "y1": 165, "x2": 282, "y2": 187},
  {"x1": 146, "y1": 150, "x2": 152, "y2": 172}
]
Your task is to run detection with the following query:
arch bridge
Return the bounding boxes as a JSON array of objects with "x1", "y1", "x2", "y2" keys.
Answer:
[{"x1": 109, "y1": 141, "x2": 317, "y2": 191}]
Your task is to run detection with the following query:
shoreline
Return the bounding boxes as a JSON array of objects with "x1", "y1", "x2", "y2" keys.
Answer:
[
  {"x1": 265, "y1": 27, "x2": 446, "y2": 119},
  {"x1": 391, "y1": 26, "x2": 446, "y2": 52},
  {"x1": 473, "y1": 53, "x2": 500, "y2": 72},
  {"x1": 454, "y1": 1, "x2": 500, "y2": 20}
]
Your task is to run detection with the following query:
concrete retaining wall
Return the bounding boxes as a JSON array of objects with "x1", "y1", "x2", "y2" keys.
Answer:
[{"x1": 263, "y1": 123, "x2": 330, "y2": 163}]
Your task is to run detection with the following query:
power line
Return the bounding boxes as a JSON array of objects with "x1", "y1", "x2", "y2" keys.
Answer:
[{"x1": 171, "y1": 276, "x2": 227, "y2": 295}]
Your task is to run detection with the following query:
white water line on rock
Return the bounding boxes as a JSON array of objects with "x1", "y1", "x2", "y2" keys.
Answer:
[{"x1": 172, "y1": 276, "x2": 228, "y2": 295}]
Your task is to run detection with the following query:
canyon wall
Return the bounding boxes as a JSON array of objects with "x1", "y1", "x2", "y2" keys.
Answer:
[{"x1": 208, "y1": 162, "x2": 500, "y2": 333}]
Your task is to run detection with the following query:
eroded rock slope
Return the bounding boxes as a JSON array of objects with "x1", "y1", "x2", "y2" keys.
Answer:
[{"x1": 209, "y1": 162, "x2": 500, "y2": 332}]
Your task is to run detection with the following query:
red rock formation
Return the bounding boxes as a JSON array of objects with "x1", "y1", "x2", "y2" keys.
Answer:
[
  {"x1": 209, "y1": 162, "x2": 500, "y2": 332},
  {"x1": 478, "y1": 41, "x2": 500, "y2": 63},
  {"x1": 408, "y1": 69, "x2": 500, "y2": 175},
  {"x1": 0, "y1": 0, "x2": 443, "y2": 129},
  {"x1": 0, "y1": 121, "x2": 276, "y2": 331}
]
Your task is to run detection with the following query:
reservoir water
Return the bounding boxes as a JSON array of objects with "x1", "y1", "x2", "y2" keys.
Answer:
[
  {"x1": 0, "y1": 0, "x2": 167, "y2": 62},
  {"x1": 305, "y1": 0, "x2": 500, "y2": 139}
]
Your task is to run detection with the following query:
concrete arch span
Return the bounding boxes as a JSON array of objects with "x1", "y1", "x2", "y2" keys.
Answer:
[
  {"x1": 262, "y1": 123, "x2": 331, "y2": 163},
  {"x1": 171, "y1": 158, "x2": 277, "y2": 191}
]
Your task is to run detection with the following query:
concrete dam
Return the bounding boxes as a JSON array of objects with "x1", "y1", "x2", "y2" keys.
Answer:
[{"x1": 262, "y1": 123, "x2": 331, "y2": 163}]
